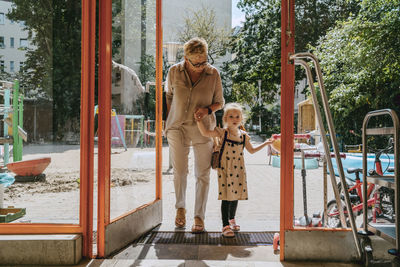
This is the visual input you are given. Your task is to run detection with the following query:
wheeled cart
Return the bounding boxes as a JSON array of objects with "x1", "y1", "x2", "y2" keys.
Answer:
[{"x1": 358, "y1": 109, "x2": 400, "y2": 266}]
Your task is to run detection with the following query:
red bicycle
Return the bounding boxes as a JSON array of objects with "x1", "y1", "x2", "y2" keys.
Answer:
[{"x1": 324, "y1": 140, "x2": 394, "y2": 228}]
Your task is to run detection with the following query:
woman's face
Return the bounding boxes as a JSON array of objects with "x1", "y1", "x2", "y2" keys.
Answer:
[{"x1": 185, "y1": 53, "x2": 208, "y2": 73}]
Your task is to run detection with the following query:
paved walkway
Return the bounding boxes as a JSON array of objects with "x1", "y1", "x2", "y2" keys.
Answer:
[
  {"x1": 7, "y1": 137, "x2": 334, "y2": 230},
  {"x1": 158, "y1": 135, "x2": 333, "y2": 232}
]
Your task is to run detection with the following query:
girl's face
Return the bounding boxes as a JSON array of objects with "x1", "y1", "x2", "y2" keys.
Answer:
[{"x1": 225, "y1": 109, "x2": 242, "y2": 128}]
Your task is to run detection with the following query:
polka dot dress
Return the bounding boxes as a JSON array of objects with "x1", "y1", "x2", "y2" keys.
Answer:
[{"x1": 217, "y1": 129, "x2": 248, "y2": 201}]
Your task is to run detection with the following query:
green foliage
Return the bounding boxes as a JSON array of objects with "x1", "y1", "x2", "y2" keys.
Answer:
[
  {"x1": 112, "y1": 0, "x2": 122, "y2": 61},
  {"x1": 223, "y1": 0, "x2": 281, "y2": 109},
  {"x1": 178, "y1": 6, "x2": 231, "y2": 64},
  {"x1": 295, "y1": 0, "x2": 361, "y2": 51},
  {"x1": 315, "y1": 0, "x2": 400, "y2": 145},
  {"x1": 7, "y1": 0, "x2": 81, "y2": 140},
  {"x1": 224, "y1": 0, "x2": 360, "y2": 108}
]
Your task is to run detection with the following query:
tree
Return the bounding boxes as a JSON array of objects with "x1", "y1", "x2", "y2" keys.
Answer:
[
  {"x1": 7, "y1": 0, "x2": 81, "y2": 140},
  {"x1": 295, "y1": 0, "x2": 360, "y2": 52},
  {"x1": 178, "y1": 6, "x2": 231, "y2": 65},
  {"x1": 223, "y1": 0, "x2": 281, "y2": 109},
  {"x1": 314, "y1": 0, "x2": 400, "y2": 145},
  {"x1": 222, "y1": 0, "x2": 362, "y2": 133}
]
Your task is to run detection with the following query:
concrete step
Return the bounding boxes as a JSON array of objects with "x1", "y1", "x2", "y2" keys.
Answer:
[
  {"x1": 0, "y1": 234, "x2": 82, "y2": 265},
  {"x1": 110, "y1": 243, "x2": 278, "y2": 262},
  {"x1": 87, "y1": 259, "x2": 362, "y2": 266}
]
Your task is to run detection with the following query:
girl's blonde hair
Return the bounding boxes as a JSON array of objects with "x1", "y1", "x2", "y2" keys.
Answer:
[
  {"x1": 183, "y1": 37, "x2": 208, "y2": 57},
  {"x1": 222, "y1": 103, "x2": 246, "y2": 128}
]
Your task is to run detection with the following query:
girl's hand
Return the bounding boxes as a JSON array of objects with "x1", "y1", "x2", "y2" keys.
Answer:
[{"x1": 265, "y1": 138, "x2": 273, "y2": 145}]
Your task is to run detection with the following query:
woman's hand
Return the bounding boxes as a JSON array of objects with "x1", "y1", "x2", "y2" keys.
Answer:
[{"x1": 194, "y1": 107, "x2": 208, "y2": 121}]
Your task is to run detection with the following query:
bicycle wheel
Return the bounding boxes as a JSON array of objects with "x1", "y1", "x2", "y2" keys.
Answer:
[{"x1": 323, "y1": 200, "x2": 342, "y2": 228}]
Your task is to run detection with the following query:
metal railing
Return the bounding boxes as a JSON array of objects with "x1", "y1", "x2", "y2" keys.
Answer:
[{"x1": 290, "y1": 53, "x2": 362, "y2": 258}]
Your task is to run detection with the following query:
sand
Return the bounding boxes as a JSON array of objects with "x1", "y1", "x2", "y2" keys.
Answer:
[{"x1": 3, "y1": 145, "x2": 155, "y2": 201}]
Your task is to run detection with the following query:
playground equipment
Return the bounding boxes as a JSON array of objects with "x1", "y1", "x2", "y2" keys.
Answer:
[
  {"x1": 95, "y1": 105, "x2": 127, "y2": 151},
  {"x1": 124, "y1": 115, "x2": 144, "y2": 148},
  {"x1": 268, "y1": 133, "x2": 319, "y2": 169},
  {"x1": 94, "y1": 106, "x2": 147, "y2": 149},
  {"x1": 345, "y1": 144, "x2": 362, "y2": 153},
  {"x1": 0, "y1": 80, "x2": 26, "y2": 166},
  {"x1": 7, "y1": 157, "x2": 51, "y2": 182}
]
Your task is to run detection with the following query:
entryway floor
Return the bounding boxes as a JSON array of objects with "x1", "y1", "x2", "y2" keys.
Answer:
[{"x1": 69, "y1": 220, "x2": 362, "y2": 267}]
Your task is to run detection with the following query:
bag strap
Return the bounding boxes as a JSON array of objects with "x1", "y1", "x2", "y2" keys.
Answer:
[{"x1": 217, "y1": 130, "x2": 228, "y2": 168}]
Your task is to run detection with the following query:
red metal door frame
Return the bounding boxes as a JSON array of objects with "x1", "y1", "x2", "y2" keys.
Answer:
[
  {"x1": 80, "y1": 0, "x2": 96, "y2": 258},
  {"x1": 280, "y1": 0, "x2": 295, "y2": 260},
  {"x1": 96, "y1": 0, "x2": 163, "y2": 258},
  {"x1": 0, "y1": 0, "x2": 95, "y2": 259},
  {"x1": 97, "y1": 0, "x2": 112, "y2": 258},
  {"x1": 280, "y1": 0, "x2": 351, "y2": 261}
]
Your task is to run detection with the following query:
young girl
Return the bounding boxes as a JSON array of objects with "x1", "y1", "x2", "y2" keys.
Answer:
[{"x1": 196, "y1": 103, "x2": 273, "y2": 237}]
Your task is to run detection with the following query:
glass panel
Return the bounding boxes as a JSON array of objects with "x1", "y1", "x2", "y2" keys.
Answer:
[
  {"x1": 110, "y1": 0, "x2": 157, "y2": 220},
  {"x1": 0, "y1": 1, "x2": 81, "y2": 224},
  {"x1": 161, "y1": 0, "x2": 281, "y2": 231}
]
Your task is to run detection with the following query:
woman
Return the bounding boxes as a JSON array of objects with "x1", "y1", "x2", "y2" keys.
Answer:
[{"x1": 165, "y1": 37, "x2": 224, "y2": 233}]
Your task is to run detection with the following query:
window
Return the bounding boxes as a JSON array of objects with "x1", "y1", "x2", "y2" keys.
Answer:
[
  {"x1": 10, "y1": 61, "x2": 14, "y2": 72},
  {"x1": 0, "y1": 36, "x2": 4, "y2": 48},
  {"x1": 19, "y1": 38, "x2": 28, "y2": 48},
  {"x1": 0, "y1": 13, "x2": 4, "y2": 25},
  {"x1": 10, "y1": 37, "x2": 14, "y2": 48},
  {"x1": 0, "y1": 61, "x2": 4, "y2": 72},
  {"x1": 19, "y1": 61, "x2": 24, "y2": 70}
]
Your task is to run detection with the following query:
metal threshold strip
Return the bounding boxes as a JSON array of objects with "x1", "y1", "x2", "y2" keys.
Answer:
[{"x1": 133, "y1": 231, "x2": 276, "y2": 246}]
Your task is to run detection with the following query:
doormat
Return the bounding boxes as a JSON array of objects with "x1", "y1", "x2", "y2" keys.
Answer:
[{"x1": 133, "y1": 231, "x2": 275, "y2": 246}]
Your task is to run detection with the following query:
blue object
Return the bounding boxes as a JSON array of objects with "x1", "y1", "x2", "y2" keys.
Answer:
[
  {"x1": 271, "y1": 155, "x2": 319, "y2": 169},
  {"x1": 330, "y1": 153, "x2": 395, "y2": 182},
  {"x1": 0, "y1": 173, "x2": 15, "y2": 187}
]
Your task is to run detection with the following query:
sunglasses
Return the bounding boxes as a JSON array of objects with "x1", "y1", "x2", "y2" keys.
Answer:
[{"x1": 188, "y1": 58, "x2": 208, "y2": 68}]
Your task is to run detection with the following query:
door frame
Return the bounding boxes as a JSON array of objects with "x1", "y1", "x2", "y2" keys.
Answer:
[{"x1": 96, "y1": 0, "x2": 163, "y2": 258}]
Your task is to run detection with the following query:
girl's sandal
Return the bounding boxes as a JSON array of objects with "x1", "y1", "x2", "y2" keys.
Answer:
[
  {"x1": 229, "y1": 219, "x2": 240, "y2": 231},
  {"x1": 175, "y1": 208, "x2": 186, "y2": 228},
  {"x1": 222, "y1": 225, "x2": 235, "y2": 238}
]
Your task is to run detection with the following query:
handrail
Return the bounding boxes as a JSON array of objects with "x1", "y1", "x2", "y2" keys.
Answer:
[
  {"x1": 291, "y1": 54, "x2": 362, "y2": 258},
  {"x1": 362, "y1": 109, "x2": 400, "y2": 252},
  {"x1": 293, "y1": 59, "x2": 346, "y2": 226}
]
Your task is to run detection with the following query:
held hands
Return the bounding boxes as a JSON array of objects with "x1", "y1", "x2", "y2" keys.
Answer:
[
  {"x1": 264, "y1": 138, "x2": 274, "y2": 146},
  {"x1": 194, "y1": 107, "x2": 208, "y2": 122}
]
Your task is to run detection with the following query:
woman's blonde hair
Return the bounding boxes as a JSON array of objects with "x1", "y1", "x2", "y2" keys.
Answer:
[
  {"x1": 183, "y1": 37, "x2": 208, "y2": 57},
  {"x1": 222, "y1": 103, "x2": 246, "y2": 128}
]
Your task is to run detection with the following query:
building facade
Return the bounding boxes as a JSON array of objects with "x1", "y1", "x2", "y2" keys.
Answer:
[{"x1": 0, "y1": 0, "x2": 31, "y2": 74}]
